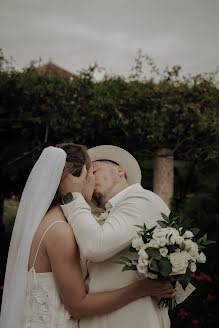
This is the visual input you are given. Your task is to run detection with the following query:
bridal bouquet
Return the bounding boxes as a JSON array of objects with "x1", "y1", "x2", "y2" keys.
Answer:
[{"x1": 115, "y1": 212, "x2": 215, "y2": 309}]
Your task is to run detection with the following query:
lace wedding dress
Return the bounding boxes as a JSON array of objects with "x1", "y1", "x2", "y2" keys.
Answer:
[{"x1": 22, "y1": 221, "x2": 86, "y2": 328}]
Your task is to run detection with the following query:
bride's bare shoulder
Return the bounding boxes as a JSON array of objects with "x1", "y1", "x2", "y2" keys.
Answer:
[
  {"x1": 45, "y1": 205, "x2": 66, "y2": 221},
  {"x1": 39, "y1": 205, "x2": 72, "y2": 235},
  {"x1": 40, "y1": 205, "x2": 76, "y2": 245}
]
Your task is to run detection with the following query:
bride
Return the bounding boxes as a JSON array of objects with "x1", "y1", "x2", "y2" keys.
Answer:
[{"x1": 0, "y1": 143, "x2": 176, "y2": 328}]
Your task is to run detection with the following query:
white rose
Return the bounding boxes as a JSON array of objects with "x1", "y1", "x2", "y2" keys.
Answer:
[
  {"x1": 184, "y1": 240, "x2": 199, "y2": 257},
  {"x1": 160, "y1": 247, "x2": 168, "y2": 257},
  {"x1": 147, "y1": 239, "x2": 159, "y2": 249},
  {"x1": 153, "y1": 228, "x2": 163, "y2": 237},
  {"x1": 189, "y1": 254, "x2": 197, "y2": 262},
  {"x1": 184, "y1": 239, "x2": 192, "y2": 249},
  {"x1": 138, "y1": 256, "x2": 149, "y2": 267},
  {"x1": 167, "y1": 229, "x2": 180, "y2": 245},
  {"x1": 169, "y1": 234, "x2": 178, "y2": 245},
  {"x1": 167, "y1": 227, "x2": 179, "y2": 235},
  {"x1": 183, "y1": 230, "x2": 194, "y2": 239},
  {"x1": 181, "y1": 250, "x2": 191, "y2": 261},
  {"x1": 189, "y1": 262, "x2": 197, "y2": 273},
  {"x1": 146, "y1": 272, "x2": 158, "y2": 279},
  {"x1": 156, "y1": 236, "x2": 167, "y2": 247},
  {"x1": 137, "y1": 263, "x2": 148, "y2": 274},
  {"x1": 175, "y1": 236, "x2": 184, "y2": 247},
  {"x1": 138, "y1": 247, "x2": 149, "y2": 260},
  {"x1": 196, "y1": 252, "x2": 206, "y2": 263},
  {"x1": 154, "y1": 227, "x2": 168, "y2": 238},
  {"x1": 164, "y1": 227, "x2": 172, "y2": 235},
  {"x1": 132, "y1": 236, "x2": 144, "y2": 251},
  {"x1": 169, "y1": 252, "x2": 189, "y2": 275}
]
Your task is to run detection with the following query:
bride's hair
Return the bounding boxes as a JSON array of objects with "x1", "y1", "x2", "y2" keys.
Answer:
[{"x1": 50, "y1": 143, "x2": 91, "y2": 207}]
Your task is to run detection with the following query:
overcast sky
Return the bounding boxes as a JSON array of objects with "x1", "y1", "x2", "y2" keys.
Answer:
[{"x1": 1, "y1": 0, "x2": 219, "y2": 79}]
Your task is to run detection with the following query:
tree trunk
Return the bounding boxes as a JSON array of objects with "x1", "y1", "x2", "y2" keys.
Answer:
[{"x1": 153, "y1": 148, "x2": 174, "y2": 208}]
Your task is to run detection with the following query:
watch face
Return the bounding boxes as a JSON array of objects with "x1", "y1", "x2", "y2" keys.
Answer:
[{"x1": 63, "y1": 192, "x2": 73, "y2": 204}]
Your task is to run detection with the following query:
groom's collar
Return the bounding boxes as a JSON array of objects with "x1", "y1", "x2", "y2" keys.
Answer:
[{"x1": 105, "y1": 183, "x2": 140, "y2": 210}]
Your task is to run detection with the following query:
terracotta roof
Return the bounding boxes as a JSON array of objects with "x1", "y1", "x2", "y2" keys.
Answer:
[{"x1": 37, "y1": 62, "x2": 74, "y2": 76}]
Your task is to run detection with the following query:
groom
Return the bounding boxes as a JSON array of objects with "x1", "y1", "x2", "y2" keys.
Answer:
[{"x1": 61, "y1": 145, "x2": 171, "y2": 328}]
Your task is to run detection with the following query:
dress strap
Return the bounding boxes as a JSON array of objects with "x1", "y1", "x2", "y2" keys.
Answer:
[{"x1": 32, "y1": 221, "x2": 66, "y2": 268}]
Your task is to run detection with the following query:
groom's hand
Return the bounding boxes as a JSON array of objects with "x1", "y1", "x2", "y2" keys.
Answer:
[{"x1": 60, "y1": 165, "x2": 87, "y2": 196}]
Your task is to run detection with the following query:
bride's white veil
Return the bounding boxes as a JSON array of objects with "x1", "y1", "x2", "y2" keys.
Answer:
[{"x1": 0, "y1": 146, "x2": 66, "y2": 328}]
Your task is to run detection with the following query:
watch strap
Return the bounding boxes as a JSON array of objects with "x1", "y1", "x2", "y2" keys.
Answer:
[{"x1": 62, "y1": 192, "x2": 80, "y2": 204}]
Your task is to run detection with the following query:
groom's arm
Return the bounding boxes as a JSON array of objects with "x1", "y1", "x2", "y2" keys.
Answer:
[{"x1": 61, "y1": 193, "x2": 168, "y2": 262}]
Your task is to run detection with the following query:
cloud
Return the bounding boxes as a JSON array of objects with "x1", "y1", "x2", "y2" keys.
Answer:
[{"x1": 1, "y1": 0, "x2": 218, "y2": 77}]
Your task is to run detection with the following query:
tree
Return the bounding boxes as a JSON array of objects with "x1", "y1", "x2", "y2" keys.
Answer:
[
  {"x1": 92, "y1": 54, "x2": 219, "y2": 207},
  {"x1": 0, "y1": 53, "x2": 99, "y2": 229}
]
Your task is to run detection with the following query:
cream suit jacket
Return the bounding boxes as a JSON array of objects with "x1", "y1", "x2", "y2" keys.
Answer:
[{"x1": 61, "y1": 183, "x2": 171, "y2": 328}]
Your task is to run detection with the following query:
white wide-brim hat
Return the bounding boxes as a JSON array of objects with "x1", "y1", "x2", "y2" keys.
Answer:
[{"x1": 87, "y1": 145, "x2": 141, "y2": 185}]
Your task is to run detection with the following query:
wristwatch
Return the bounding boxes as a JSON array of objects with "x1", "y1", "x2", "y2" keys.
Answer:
[{"x1": 62, "y1": 192, "x2": 80, "y2": 204}]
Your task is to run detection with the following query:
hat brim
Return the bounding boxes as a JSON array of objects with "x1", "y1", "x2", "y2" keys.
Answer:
[{"x1": 87, "y1": 145, "x2": 141, "y2": 185}]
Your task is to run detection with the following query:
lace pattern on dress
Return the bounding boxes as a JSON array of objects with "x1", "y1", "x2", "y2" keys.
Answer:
[{"x1": 22, "y1": 268, "x2": 79, "y2": 328}]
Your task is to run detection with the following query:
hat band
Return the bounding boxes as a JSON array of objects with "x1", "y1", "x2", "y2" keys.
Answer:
[{"x1": 94, "y1": 159, "x2": 119, "y2": 165}]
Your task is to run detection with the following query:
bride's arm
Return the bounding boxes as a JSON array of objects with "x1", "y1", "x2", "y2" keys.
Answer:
[{"x1": 45, "y1": 222, "x2": 175, "y2": 319}]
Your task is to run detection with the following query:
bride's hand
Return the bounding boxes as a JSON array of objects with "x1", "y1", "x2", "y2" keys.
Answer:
[
  {"x1": 138, "y1": 278, "x2": 176, "y2": 298},
  {"x1": 60, "y1": 165, "x2": 87, "y2": 196}
]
